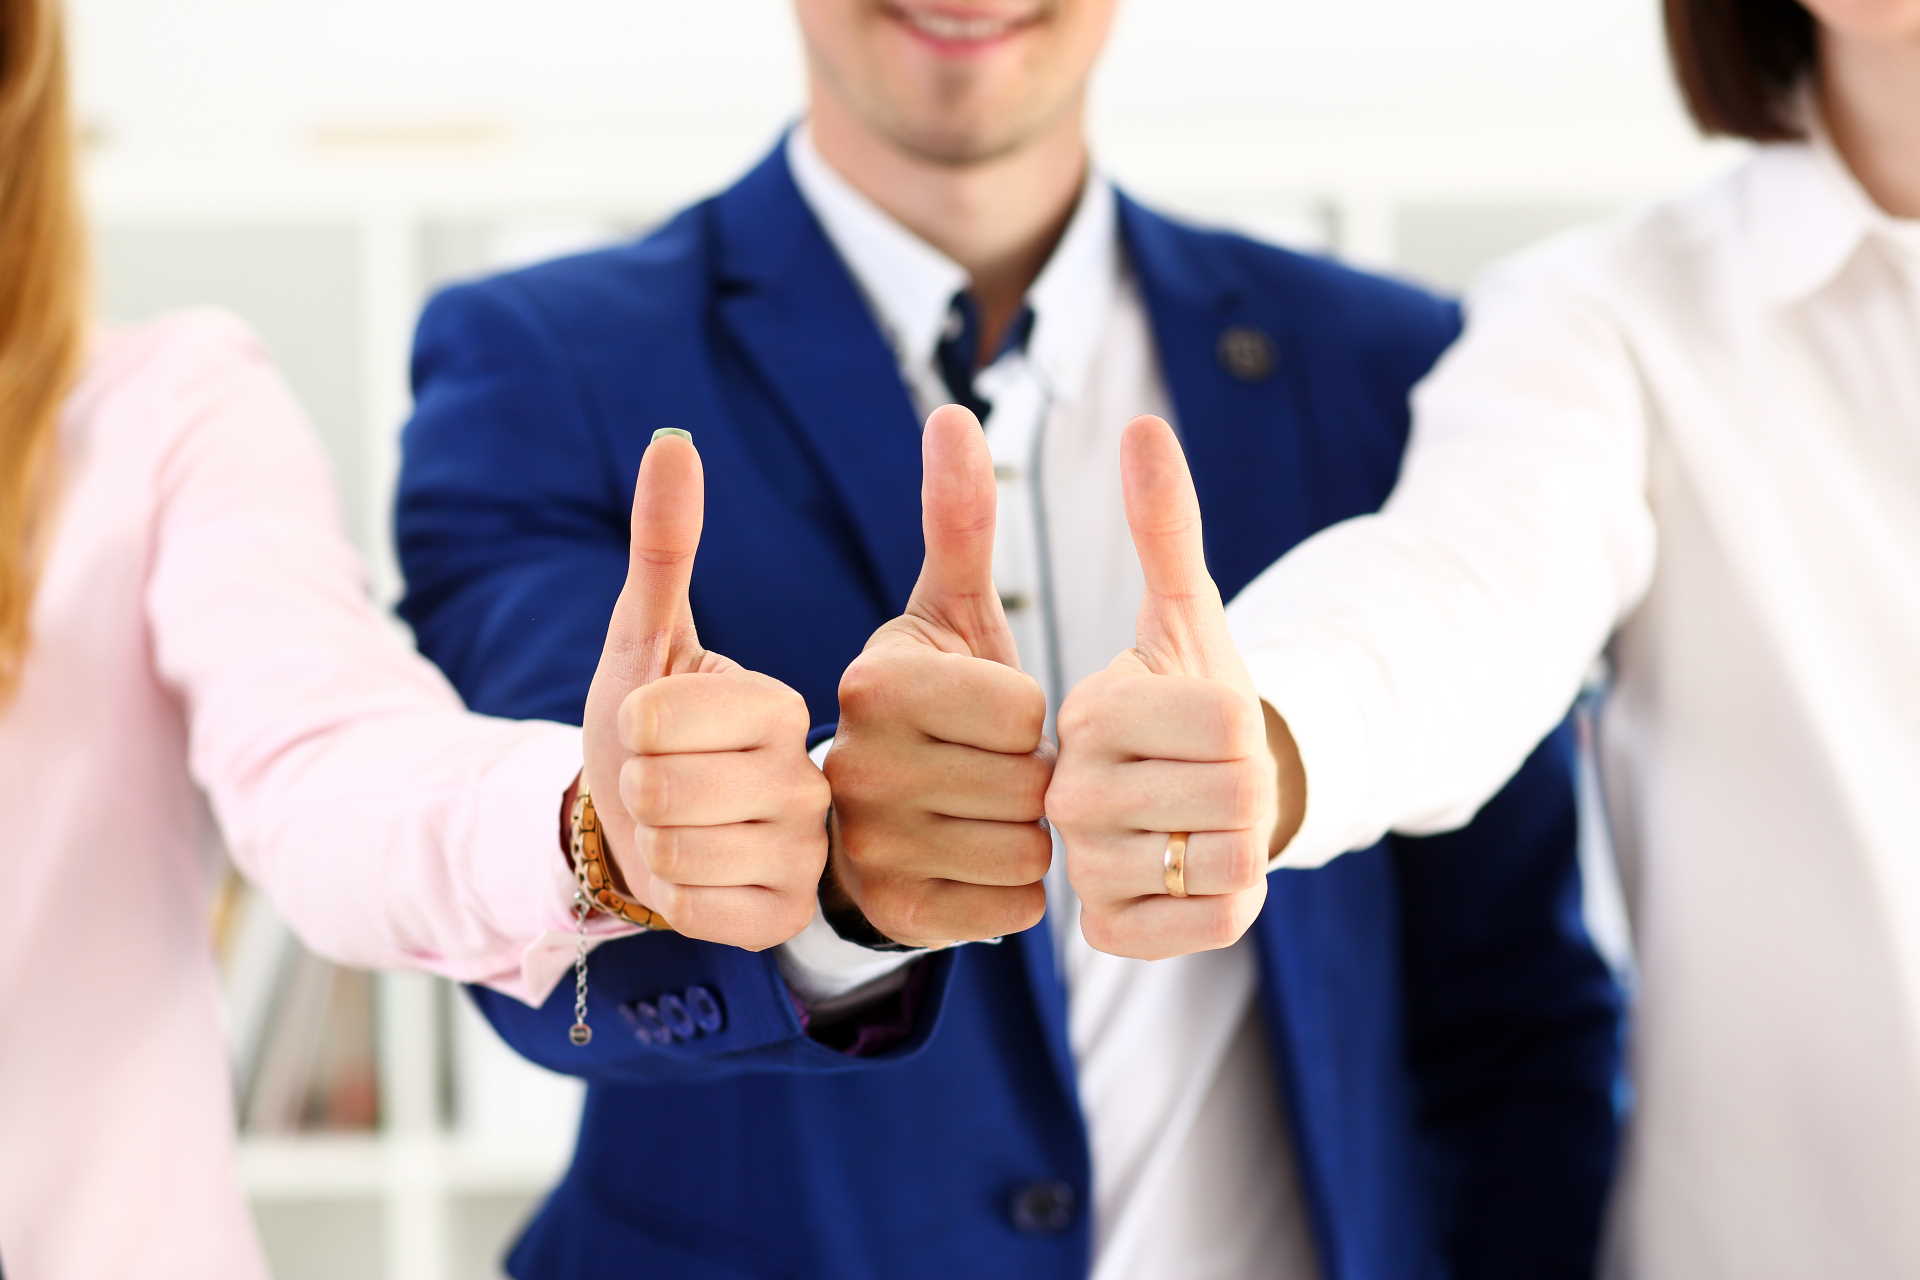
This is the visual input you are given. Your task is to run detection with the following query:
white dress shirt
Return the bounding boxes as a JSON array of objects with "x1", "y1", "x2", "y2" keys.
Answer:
[
  {"x1": 778, "y1": 127, "x2": 1319, "y2": 1280},
  {"x1": 1229, "y1": 115, "x2": 1920, "y2": 1278}
]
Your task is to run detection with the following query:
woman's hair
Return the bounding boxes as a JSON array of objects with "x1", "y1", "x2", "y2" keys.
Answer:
[
  {"x1": 0, "y1": 0, "x2": 89, "y2": 705},
  {"x1": 1664, "y1": 0, "x2": 1817, "y2": 141}
]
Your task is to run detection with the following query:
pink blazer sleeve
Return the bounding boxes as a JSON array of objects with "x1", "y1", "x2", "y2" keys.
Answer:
[{"x1": 142, "y1": 314, "x2": 633, "y2": 1004}]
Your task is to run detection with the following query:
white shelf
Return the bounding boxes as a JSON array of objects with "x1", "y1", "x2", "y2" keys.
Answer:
[{"x1": 240, "y1": 1132, "x2": 574, "y2": 1199}]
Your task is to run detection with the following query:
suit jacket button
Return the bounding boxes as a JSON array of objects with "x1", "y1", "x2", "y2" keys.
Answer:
[
  {"x1": 656, "y1": 993, "x2": 696, "y2": 1041},
  {"x1": 687, "y1": 985, "x2": 725, "y2": 1033},
  {"x1": 623, "y1": 1000, "x2": 672, "y2": 1046},
  {"x1": 1009, "y1": 1180, "x2": 1076, "y2": 1234},
  {"x1": 1217, "y1": 325, "x2": 1276, "y2": 382}
]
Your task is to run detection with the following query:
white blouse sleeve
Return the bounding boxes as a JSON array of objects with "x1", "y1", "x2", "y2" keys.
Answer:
[
  {"x1": 1227, "y1": 251, "x2": 1657, "y2": 866},
  {"x1": 142, "y1": 312, "x2": 631, "y2": 1004}
]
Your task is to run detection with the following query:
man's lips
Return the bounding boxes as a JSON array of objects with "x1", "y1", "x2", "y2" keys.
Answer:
[{"x1": 886, "y1": 4, "x2": 1041, "y2": 52}]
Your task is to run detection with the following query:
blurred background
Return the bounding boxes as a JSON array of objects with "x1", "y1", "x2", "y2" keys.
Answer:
[{"x1": 66, "y1": 2, "x2": 1733, "y2": 1276}]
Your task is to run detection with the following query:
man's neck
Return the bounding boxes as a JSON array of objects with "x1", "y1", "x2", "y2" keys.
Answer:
[
  {"x1": 1819, "y1": 31, "x2": 1920, "y2": 218},
  {"x1": 808, "y1": 99, "x2": 1089, "y2": 361}
]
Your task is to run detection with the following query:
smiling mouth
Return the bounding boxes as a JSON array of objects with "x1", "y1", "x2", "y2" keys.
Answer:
[{"x1": 887, "y1": 4, "x2": 1041, "y2": 51}]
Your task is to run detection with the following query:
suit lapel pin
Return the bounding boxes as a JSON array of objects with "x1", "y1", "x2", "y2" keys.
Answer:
[{"x1": 1217, "y1": 326, "x2": 1276, "y2": 383}]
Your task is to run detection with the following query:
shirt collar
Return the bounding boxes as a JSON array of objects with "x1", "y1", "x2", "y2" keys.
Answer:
[
  {"x1": 1747, "y1": 88, "x2": 1918, "y2": 306},
  {"x1": 787, "y1": 124, "x2": 1120, "y2": 404},
  {"x1": 1021, "y1": 170, "x2": 1119, "y2": 404}
]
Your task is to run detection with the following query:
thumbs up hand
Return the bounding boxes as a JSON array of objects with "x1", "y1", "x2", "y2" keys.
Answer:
[
  {"x1": 581, "y1": 430, "x2": 830, "y2": 951},
  {"x1": 821, "y1": 406, "x2": 1053, "y2": 948},
  {"x1": 1048, "y1": 417, "x2": 1306, "y2": 960}
]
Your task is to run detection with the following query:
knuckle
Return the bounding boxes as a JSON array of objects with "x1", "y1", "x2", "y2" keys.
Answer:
[
  {"x1": 794, "y1": 767, "x2": 833, "y2": 822},
  {"x1": 620, "y1": 756, "x2": 669, "y2": 824},
  {"x1": 647, "y1": 880, "x2": 692, "y2": 931},
  {"x1": 1209, "y1": 686, "x2": 1259, "y2": 752},
  {"x1": 1221, "y1": 763, "x2": 1265, "y2": 829},
  {"x1": 1220, "y1": 832, "x2": 1266, "y2": 892},
  {"x1": 864, "y1": 881, "x2": 922, "y2": 944},
  {"x1": 1062, "y1": 840, "x2": 1098, "y2": 893},
  {"x1": 1080, "y1": 907, "x2": 1129, "y2": 957},
  {"x1": 1007, "y1": 824, "x2": 1054, "y2": 884},
  {"x1": 737, "y1": 908, "x2": 792, "y2": 953},
  {"x1": 776, "y1": 889, "x2": 818, "y2": 939},
  {"x1": 786, "y1": 824, "x2": 831, "y2": 883},
  {"x1": 1063, "y1": 837, "x2": 1122, "y2": 898},
  {"x1": 837, "y1": 656, "x2": 901, "y2": 724},
  {"x1": 616, "y1": 687, "x2": 650, "y2": 752},
  {"x1": 1056, "y1": 678, "x2": 1114, "y2": 744},
  {"x1": 997, "y1": 883, "x2": 1048, "y2": 937},
  {"x1": 1044, "y1": 775, "x2": 1091, "y2": 830},
  {"x1": 1056, "y1": 693, "x2": 1093, "y2": 743},
  {"x1": 782, "y1": 765, "x2": 828, "y2": 822},
  {"x1": 830, "y1": 815, "x2": 886, "y2": 876},
  {"x1": 894, "y1": 884, "x2": 948, "y2": 944},
  {"x1": 642, "y1": 824, "x2": 687, "y2": 882},
  {"x1": 1196, "y1": 898, "x2": 1244, "y2": 951},
  {"x1": 1008, "y1": 677, "x2": 1049, "y2": 744},
  {"x1": 822, "y1": 739, "x2": 878, "y2": 803},
  {"x1": 764, "y1": 682, "x2": 813, "y2": 742},
  {"x1": 1013, "y1": 755, "x2": 1054, "y2": 820}
]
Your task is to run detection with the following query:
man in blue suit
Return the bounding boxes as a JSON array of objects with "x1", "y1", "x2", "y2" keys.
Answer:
[{"x1": 395, "y1": 2, "x2": 1623, "y2": 1276}]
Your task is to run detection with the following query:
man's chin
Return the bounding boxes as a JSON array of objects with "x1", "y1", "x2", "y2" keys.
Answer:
[{"x1": 886, "y1": 117, "x2": 1034, "y2": 169}]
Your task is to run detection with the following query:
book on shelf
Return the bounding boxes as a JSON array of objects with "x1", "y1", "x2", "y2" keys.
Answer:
[{"x1": 214, "y1": 873, "x2": 380, "y2": 1134}]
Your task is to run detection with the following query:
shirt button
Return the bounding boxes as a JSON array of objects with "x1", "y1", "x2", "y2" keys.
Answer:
[
  {"x1": 998, "y1": 591, "x2": 1030, "y2": 613},
  {"x1": 1008, "y1": 1180, "x2": 1077, "y2": 1234},
  {"x1": 656, "y1": 993, "x2": 696, "y2": 1041},
  {"x1": 686, "y1": 985, "x2": 725, "y2": 1034},
  {"x1": 993, "y1": 463, "x2": 1019, "y2": 482}
]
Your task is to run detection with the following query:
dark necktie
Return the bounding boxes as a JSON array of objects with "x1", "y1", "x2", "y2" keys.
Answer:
[{"x1": 935, "y1": 290, "x2": 1035, "y2": 422}]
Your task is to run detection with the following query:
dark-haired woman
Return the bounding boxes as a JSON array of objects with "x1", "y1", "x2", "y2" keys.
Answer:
[{"x1": 1228, "y1": 2, "x2": 1920, "y2": 1275}]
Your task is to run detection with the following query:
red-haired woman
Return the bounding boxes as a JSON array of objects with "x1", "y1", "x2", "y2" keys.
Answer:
[{"x1": 0, "y1": 4, "x2": 827, "y2": 1275}]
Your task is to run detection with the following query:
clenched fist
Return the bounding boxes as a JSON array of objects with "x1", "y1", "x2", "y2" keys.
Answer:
[
  {"x1": 822, "y1": 406, "x2": 1053, "y2": 948},
  {"x1": 581, "y1": 429, "x2": 830, "y2": 951},
  {"x1": 1048, "y1": 417, "x2": 1305, "y2": 960}
]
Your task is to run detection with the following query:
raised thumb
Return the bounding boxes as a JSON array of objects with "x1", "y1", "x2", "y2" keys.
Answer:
[
  {"x1": 906, "y1": 404, "x2": 1019, "y2": 666},
  {"x1": 1120, "y1": 415, "x2": 1230, "y2": 674},
  {"x1": 608, "y1": 428, "x2": 702, "y2": 657}
]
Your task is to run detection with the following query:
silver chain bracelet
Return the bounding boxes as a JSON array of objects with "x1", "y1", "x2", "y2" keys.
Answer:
[
  {"x1": 566, "y1": 781, "x2": 673, "y2": 1047},
  {"x1": 569, "y1": 888, "x2": 596, "y2": 1046}
]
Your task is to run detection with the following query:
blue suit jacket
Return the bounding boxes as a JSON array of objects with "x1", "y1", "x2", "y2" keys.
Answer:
[{"x1": 395, "y1": 142, "x2": 1623, "y2": 1280}]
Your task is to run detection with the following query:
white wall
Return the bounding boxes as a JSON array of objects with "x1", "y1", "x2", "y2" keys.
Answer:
[{"x1": 70, "y1": 0, "x2": 1726, "y2": 205}]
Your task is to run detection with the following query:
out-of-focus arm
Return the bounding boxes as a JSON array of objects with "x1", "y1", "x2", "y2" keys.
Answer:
[
  {"x1": 1229, "y1": 260, "x2": 1656, "y2": 866},
  {"x1": 143, "y1": 314, "x2": 632, "y2": 1006}
]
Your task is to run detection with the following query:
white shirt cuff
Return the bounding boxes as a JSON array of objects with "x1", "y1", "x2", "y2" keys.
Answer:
[
  {"x1": 1236, "y1": 624, "x2": 1393, "y2": 869},
  {"x1": 776, "y1": 905, "x2": 923, "y2": 1009},
  {"x1": 491, "y1": 726, "x2": 641, "y2": 1005}
]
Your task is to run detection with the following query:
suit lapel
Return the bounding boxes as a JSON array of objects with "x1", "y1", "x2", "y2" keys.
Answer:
[
  {"x1": 711, "y1": 143, "x2": 927, "y2": 612},
  {"x1": 1116, "y1": 193, "x2": 1318, "y2": 602}
]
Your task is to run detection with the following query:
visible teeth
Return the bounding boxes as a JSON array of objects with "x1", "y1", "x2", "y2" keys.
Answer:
[{"x1": 906, "y1": 11, "x2": 1015, "y2": 40}]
